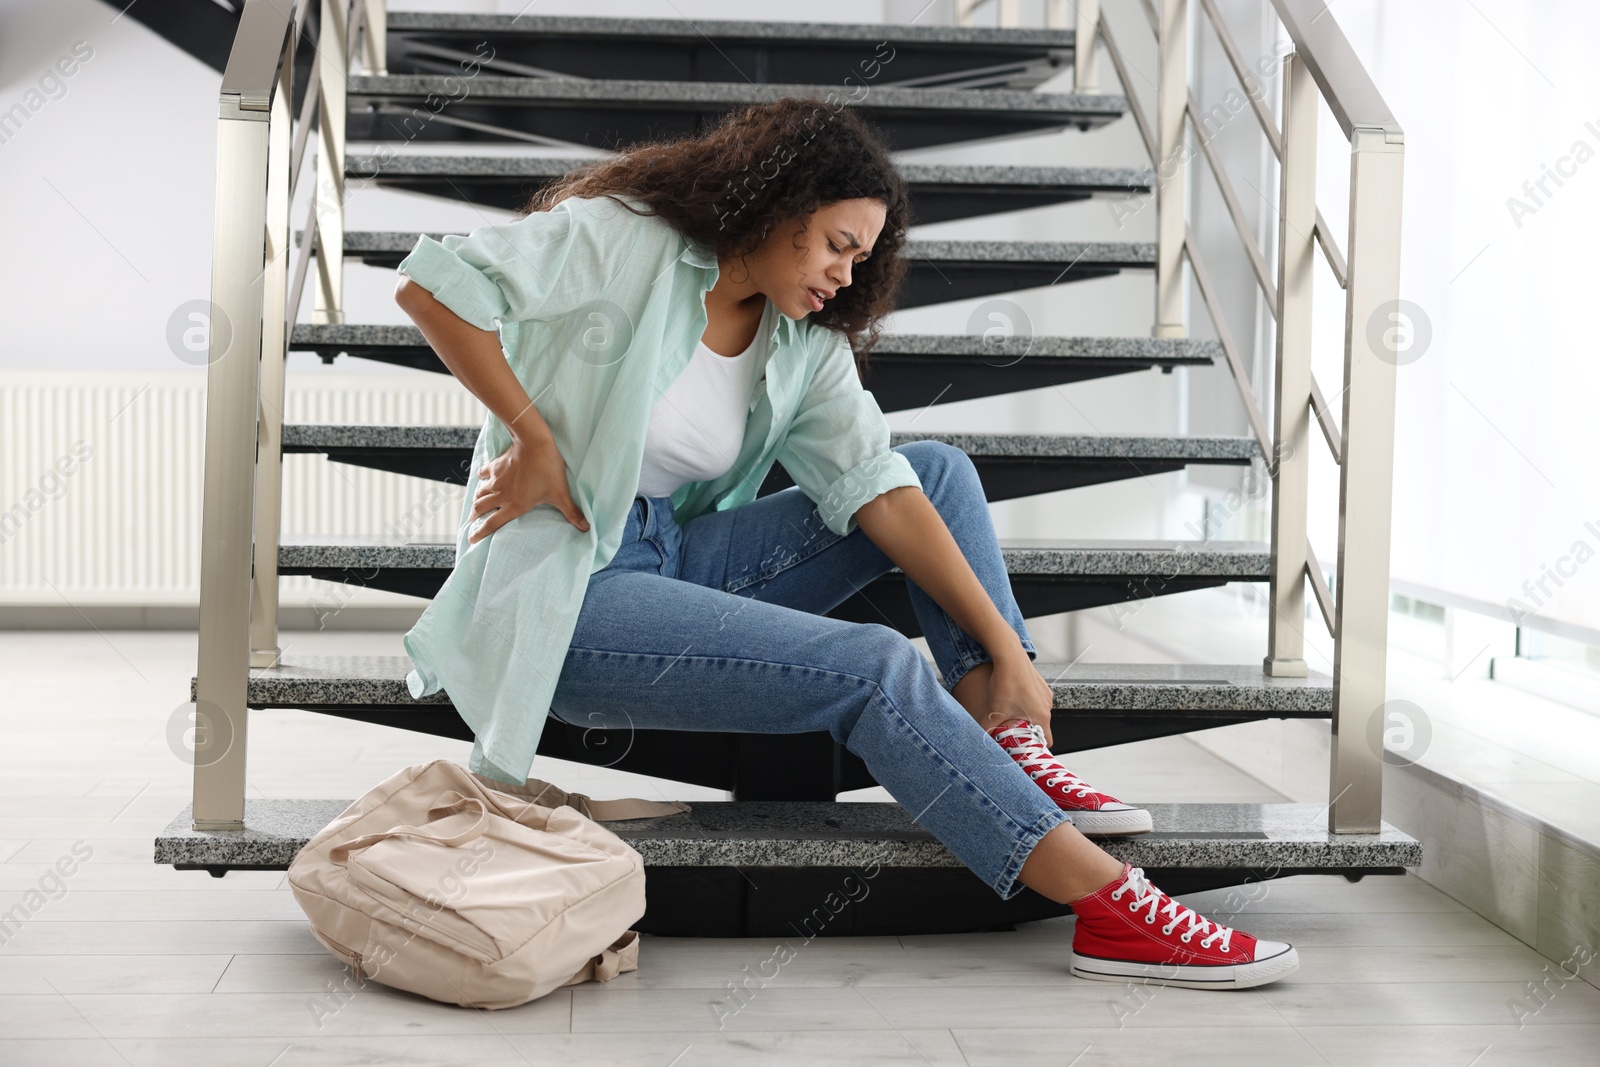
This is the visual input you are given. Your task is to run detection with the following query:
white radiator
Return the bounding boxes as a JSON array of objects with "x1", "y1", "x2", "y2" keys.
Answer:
[{"x1": 0, "y1": 370, "x2": 483, "y2": 608}]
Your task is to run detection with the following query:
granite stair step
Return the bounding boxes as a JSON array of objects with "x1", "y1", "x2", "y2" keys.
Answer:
[
  {"x1": 195, "y1": 655, "x2": 1330, "y2": 787},
  {"x1": 346, "y1": 75, "x2": 1127, "y2": 151},
  {"x1": 333, "y1": 230, "x2": 1154, "y2": 307},
  {"x1": 384, "y1": 12, "x2": 1080, "y2": 93},
  {"x1": 283, "y1": 424, "x2": 1258, "y2": 501},
  {"x1": 350, "y1": 155, "x2": 1153, "y2": 223},
  {"x1": 292, "y1": 326, "x2": 1219, "y2": 412},
  {"x1": 278, "y1": 536, "x2": 1271, "y2": 623},
  {"x1": 203, "y1": 656, "x2": 1332, "y2": 718},
  {"x1": 155, "y1": 798, "x2": 1416, "y2": 935}
]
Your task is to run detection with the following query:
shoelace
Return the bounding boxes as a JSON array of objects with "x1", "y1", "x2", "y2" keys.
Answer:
[
  {"x1": 1110, "y1": 866, "x2": 1235, "y2": 952},
  {"x1": 991, "y1": 721, "x2": 1097, "y2": 798}
]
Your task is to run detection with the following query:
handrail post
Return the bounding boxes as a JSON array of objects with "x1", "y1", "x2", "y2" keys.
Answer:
[
  {"x1": 1263, "y1": 52, "x2": 1315, "y2": 679},
  {"x1": 193, "y1": 4, "x2": 292, "y2": 828},
  {"x1": 248, "y1": 39, "x2": 294, "y2": 671},
  {"x1": 1154, "y1": 0, "x2": 1188, "y2": 338},
  {"x1": 314, "y1": 0, "x2": 348, "y2": 324},
  {"x1": 361, "y1": 0, "x2": 387, "y2": 74},
  {"x1": 1074, "y1": 0, "x2": 1100, "y2": 92},
  {"x1": 1328, "y1": 125, "x2": 1404, "y2": 833},
  {"x1": 1046, "y1": 2, "x2": 1095, "y2": 85}
]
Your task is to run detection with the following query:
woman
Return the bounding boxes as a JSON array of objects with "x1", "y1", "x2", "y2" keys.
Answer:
[{"x1": 393, "y1": 98, "x2": 1298, "y2": 990}]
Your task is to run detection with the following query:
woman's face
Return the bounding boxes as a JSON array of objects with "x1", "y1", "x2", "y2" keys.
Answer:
[{"x1": 743, "y1": 198, "x2": 887, "y2": 319}]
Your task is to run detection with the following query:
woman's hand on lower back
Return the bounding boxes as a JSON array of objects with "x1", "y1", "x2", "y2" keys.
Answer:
[{"x1": 468, "y1": 433, "x2": 591, "y2": 544}]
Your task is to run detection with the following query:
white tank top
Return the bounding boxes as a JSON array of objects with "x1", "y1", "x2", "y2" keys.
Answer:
[{"x1": 635, "y1": 332, "x2": 760, "y2": 498}]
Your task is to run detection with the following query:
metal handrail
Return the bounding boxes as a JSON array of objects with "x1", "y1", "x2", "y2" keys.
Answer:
[
  {"x1": 194, "y1": 0, "x2": 378, "y2": 830},
  {"x1": 1077, "y1": 1, "x2": 1403, "y2": 834},
  {"x1": 1270, "y1": 0, "x2": 1401, "y2": 139},
  {"x1": 218, "y1": 0, "x2": 296, "y2": 110}
]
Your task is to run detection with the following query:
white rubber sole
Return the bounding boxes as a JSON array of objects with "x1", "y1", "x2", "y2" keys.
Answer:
[
  {"x1": 1068, "y1": 943, "x2": 1300, "y2": 990},
  {"x1": 1064, "y1": 806, "x2": 1154, "y2": 836}
]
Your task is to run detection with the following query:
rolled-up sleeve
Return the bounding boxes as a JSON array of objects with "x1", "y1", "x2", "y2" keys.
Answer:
[
  {"x1": 776, "y1": 328, "x2": 923, "y2": 537},
  {"x1": 395, "y1": 195, "x2": 646, "y2": 331}
]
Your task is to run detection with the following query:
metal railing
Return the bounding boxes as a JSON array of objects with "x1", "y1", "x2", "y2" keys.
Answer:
[
  {"x1": 195, "y1": 0, "x2": 1401, "y2": 837},
  {"x1": 194, "y1": 0, "x2": 381, "y2": 829},
  {"x1": 1065, "y1": 0, "x2": 1405, "y2": 832}
]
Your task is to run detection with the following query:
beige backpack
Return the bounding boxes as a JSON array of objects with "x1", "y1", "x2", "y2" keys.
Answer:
[{"x1": 287, "y1": 759, "x2": 690, "y2": 1010}]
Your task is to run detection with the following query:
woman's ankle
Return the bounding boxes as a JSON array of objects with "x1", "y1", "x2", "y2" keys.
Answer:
[
  {"x1": 1017, "y1": 821, "x2": 1127, "y2": 904},
  {"x1": 949, "y1": 661, "x2": 997, "y2": 728}
]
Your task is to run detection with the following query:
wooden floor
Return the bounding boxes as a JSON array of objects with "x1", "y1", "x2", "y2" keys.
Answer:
[{"x1": 3, "y1": 630, "x2": 1598, "y2": 1065}]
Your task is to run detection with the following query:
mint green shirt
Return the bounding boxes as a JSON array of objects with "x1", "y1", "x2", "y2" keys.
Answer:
[{"x1": 395, "y1": 194, "x2": 923, "y2": 785}]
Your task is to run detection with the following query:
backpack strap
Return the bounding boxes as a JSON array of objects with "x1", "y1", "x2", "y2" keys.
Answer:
[
  {"x1": 328, "y1": 794, "x2": 488, "y2": 863},
  {"x1": 559, "y1": 929, "x2": 640, "y2": 987},
  {"x1": 475, "y1": 773, "x2": 691, "y2": 822}
]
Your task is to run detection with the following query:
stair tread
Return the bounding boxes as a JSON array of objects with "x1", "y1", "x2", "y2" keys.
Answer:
[
  {"x1": 197, "y1": 656, "x2": 1331, "y2": 714},
  {"x1": 386, "y1": 11, "x2": 1078, "y2": 48},
  {"x1": 154, "y1": 799, "x2": 1417, "y2": 871},
  {"x1": 350, "y1": 74, "x2": 1126, "y2": 117},
  {"x1": 282, "y1": 423, "x2": 1258, "y2": 461},
  {"x1": 289, "y1": 323, "x2": 1220, "y2": 362},
  {"x1": 350, "y1": 154, "x2": 1152, "y2": 191},
  {"x1": 277, "y1": 536, "x2": 1272, "y2": 576},
  {"x1": 336, "y1": 229, "x2": 1156, "y2": 264}
]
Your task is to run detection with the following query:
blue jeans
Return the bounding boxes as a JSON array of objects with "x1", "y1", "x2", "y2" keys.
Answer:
[{"x1": 548, "y1": 440, "x2": 1070, "y2": 900}]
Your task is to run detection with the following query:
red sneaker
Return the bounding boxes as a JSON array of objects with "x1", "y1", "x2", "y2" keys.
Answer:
[
  {"x1": 1068, "y1": 862, "x2": 1299, "y2": 989},
  {"x1": 987, "y1": 718, "x2": 1152, "y2": 835}
]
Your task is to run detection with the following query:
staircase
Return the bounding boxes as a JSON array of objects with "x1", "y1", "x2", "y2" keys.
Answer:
[{"x1": 157, "y1": 0, "x2": 1419, "y2": 936}]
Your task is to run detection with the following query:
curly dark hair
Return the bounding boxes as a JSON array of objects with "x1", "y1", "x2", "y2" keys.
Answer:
[{"x1": 515, "y1": 97, "x2": 912, "y2": 379}]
